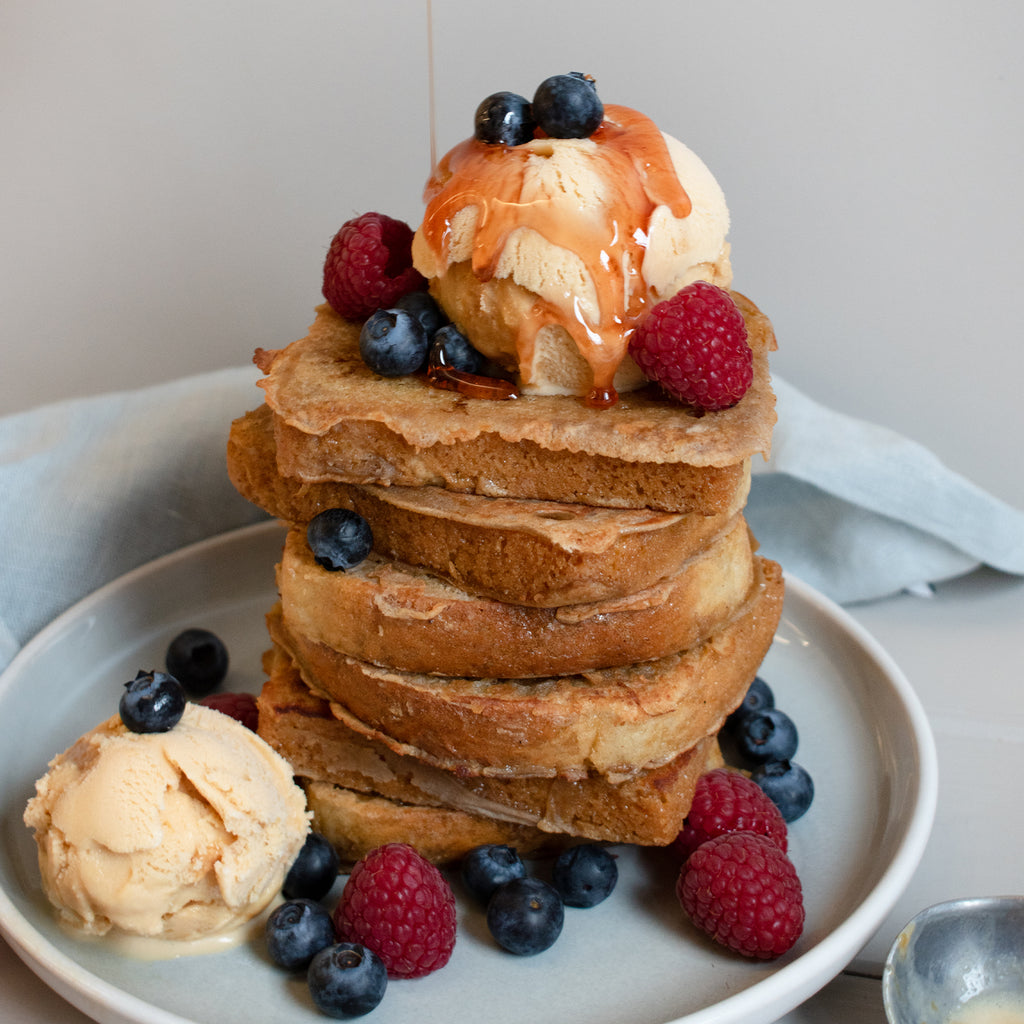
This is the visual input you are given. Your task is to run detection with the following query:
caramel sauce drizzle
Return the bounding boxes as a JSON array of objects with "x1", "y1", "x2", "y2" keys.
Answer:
[
  {"x1": 427, "y1": 341, "x2": 519, "y2": 400},
  {"x1": 419, "y1": 105, "x2": 691, "y2": 406}
]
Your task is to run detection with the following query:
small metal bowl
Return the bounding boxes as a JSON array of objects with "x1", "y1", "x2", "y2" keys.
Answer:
[{"x1": 882, "y1": 896, "x2": 1024, "y2": 1024}]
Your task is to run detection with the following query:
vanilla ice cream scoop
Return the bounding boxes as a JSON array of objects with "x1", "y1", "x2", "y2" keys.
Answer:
[
  {"x1": 412, "y1": 104, "x2": 732, "y2": 404},
  {"x1": 24, "y1": 703, "x2": 309, "y2": 942}
]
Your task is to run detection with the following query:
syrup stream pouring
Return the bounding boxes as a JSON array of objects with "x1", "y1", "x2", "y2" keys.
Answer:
[{"x1": 426, "y1": 0, "x2": 437, "y2": 172}]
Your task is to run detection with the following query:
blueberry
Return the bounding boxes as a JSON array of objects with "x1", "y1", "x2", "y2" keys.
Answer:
[
  {"x1": 266, "y1": 898, "x2": 336, "y2": 971},
  {"x1": 307, "y1": 943, "x2": 387, "y2": 1018},
  {"x1": 394, "y1": 290, "x2": 448, "y2": 338},
  {"x1": 752, "y1": 760, "x2": 815, "y2": 823},
  {"x1": 431, "y1": 325, "x2": 485, "y2": 375},
  {"x1": 733, "y1": 707, "x2": 799, "y2": 765},
  {"x1": 358, "y1": 308, "x2": 429, "y2": 377},
  {"x1": 532, "y1": 73, "x2": 603, "y2": 139},
  {"x1": 474, "y1": 91, "x2": 537, "y2": 146},
  {"x1": 283, "y1": 832, "x2": 340, "y2": 901},
  {"x1": 119, "y1": 670, "x2": 185, "y2": 733},
  {"x1": 307, "y1": 509, "x2": 373, "y2": 572},
  {"x1": 164, "y1": 628, "x2": 229, "y2": 697},
  {"x1": 487, "y1": 877, "x2": 564, "y2": 955},
  {"x1": 461, "y1": 844, "x2": 526, "y2": 905},
  {"x1": 724, "y1": 676, "x2": 775, "y2": 734},
  {"x1": 551, "y1": 845, "x2": 618, "y2": 908}
]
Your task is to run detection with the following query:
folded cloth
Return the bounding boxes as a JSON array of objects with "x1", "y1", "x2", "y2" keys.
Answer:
[
  {"x1": 1, "y1": 369, "x2": 1022, "y2": 672},
  {"x1": 0, "y1": 368, "x2": 268, "y2": 671},
  {"x1": 745, "y1": 378, "x2": 1024, "y2": 604}
]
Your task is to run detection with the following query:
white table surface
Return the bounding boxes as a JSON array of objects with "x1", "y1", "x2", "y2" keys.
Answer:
[{"x1": 3, "y1": 565, "x2": 1022, "y2": 1022}]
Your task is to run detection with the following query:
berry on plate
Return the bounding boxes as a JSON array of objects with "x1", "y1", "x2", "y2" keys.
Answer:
[
  {"x1": 333, "y1": 843, "x2": 456, "y2": 979},
  {"x1": 676, "y1": 831, "x2": 804, "y2": 960},
  {"x1": 461, "y1": 844, "x2": 526, "y2": 905},
  {"x1": 266, "y1": 898, "x2": 336, "y2": 971},
  {"x1": 165, "y1": 628, "x2": 229, "y2": 697},
  {"x1": 486, "y1": 876, "x2": 564, "y2": 955},
  {"x1": 284, "y1": 831, "x2": 341, "y2": 902},
  {"x1": 198, "y1": 691, "x2": 258, "y2": 731},
  {"x1": 551, "y1": 844, "x2": 618, "y2": 908},
  {"x1": 628, "y1": 281, "x2": 753, "y2": 411},
  {"x1": 752, "y1": 760, "x2": 815, "y2": 823},
  {"x1": 322, "y1": 212, "x2": 425, "y2": 320},
  {"x1": 732, "y1": 708, "x2": 799, "y2": 766},
  {"x1": 119, "y1": 670, "x2": 185, "y2": 734},
  {"x1": 671, "y1": 767, "x2": 788, "y2": 862},
  {"x1": 724, "y1": 676, "x2": 775, "y2": 735},
  {"x1": 307, "y1": 508, "x2": 374, "y2": 573},
  {"x1": 307, "y1": 942, "x2": 387, "y2": 1018}
]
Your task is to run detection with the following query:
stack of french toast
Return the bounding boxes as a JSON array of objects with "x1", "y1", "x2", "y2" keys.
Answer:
[{"x1": 226, "y1": 290, "x2": 784, "y2": 865}]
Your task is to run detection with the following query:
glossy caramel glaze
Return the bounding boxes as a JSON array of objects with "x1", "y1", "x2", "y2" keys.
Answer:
[{"x1": 418, "y1": 106, "x2": 692, "y2": 405}]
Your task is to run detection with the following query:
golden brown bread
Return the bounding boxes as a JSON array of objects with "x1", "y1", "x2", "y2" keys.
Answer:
[
  {"x1": 275, "y1": 514, "x2": 755, "y2": 678},
  {"x1": 251, "y1": 292, "x2": 776, "y2": 513},
  {"x1": 228, "y1": 403, "x2": 751, "y2": 606},
  {"x1": 232, "y1": 264, "x2": 782, "y2": 862},
  {"x1": 267, "y1": 557, "x2": 784, "y2": 780},
  {"x1": 258, "y1": 645, "x2": 724, "y2": 846},
  {"x1": 302, "y1": 782, "x2": 566, "y2": 866}
]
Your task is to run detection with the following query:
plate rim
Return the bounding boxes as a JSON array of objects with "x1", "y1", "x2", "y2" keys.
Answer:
[
  {"x1": 0, "y1": 521, "x2": 939, "y2": 1024},
  {"x1": 681, "y1": 570, "x2": 940, "y2": 1024}
]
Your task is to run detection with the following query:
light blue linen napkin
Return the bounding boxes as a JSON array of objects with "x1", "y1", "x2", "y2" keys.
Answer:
[
  {"x1": 2, "y1": 369, "x2": 1022, "y2": 672},
  {"x1": 0, "y1": 368, "x2": 266, "y2": 671},
  {"x1": 745, "y1": 378, "x2": 1024, "y2": 604}
]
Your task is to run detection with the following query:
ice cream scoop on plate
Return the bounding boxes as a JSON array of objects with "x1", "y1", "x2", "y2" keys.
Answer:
[{"x1": 23, "y1": 702, "x2": 309, "y2": 942}]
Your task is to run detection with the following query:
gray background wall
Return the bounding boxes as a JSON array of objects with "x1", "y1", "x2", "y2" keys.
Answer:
[{"x1": 3, "y1": 0, "x2": 1022, "y2": 509}]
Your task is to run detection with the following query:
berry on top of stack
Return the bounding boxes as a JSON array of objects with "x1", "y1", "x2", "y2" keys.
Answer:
[{"x1": 228, "y1": 72, "x2": 784, "y2": 867}]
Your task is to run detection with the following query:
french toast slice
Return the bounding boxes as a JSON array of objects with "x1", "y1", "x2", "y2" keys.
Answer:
[
  {"x1": 252, "y1": 292, "x2": 776, "y2": 513},
  {"x1": 227, "y1": 403, "x2": 750, "y2": 606},
  {"x1": 275, "y1": 515, "x2": 755, "y2": 677},
  {"x1": 257, "y1": 646, "x2": 724, "y2": 848},
  {"x1": 267, "y1": 557, "x2": 784, "y2": 780},
  {"x1": 301, "y1": 782, "x2": 567, "y2": 866}
]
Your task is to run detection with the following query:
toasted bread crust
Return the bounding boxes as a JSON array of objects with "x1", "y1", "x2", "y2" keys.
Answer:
[
  {"x1": 302, "y1": 781, "x2": 566, "y2": 866},
  {"x1": 268, "y1": 558, "x2": 784, "y2": 779},
  {"x1": 229, "y1": 275, "x2": 784, "y2": 859},
  {"x1": 252, "y1": 292, "x2": 775, "y2": 512},
  {"x1": 258, "y1": 647, "x2": 723, "y2": 847},
  {"x1": 276, "y1": 516, "x2": 755, "y2": 677},
  {"x1": 272, "y1": 417, "x2": 750, "y2": 512},
  {"x1": 228, "y1": 404, "x2": 752, "y2": 605}
]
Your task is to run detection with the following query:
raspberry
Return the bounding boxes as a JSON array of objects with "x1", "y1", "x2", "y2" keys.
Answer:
[
  {"x1": 676, "y1": 831, "x2": 804, "y2": 959},
  {"x1": 629, "y1": 281, "x2": 752, "y2": 410},
  {"x1": 198, "y1": 692, "x2": 258, "y2": 732},
  {"x1": 333, "y1": 843, "x2": 456, "y2": 978},
  {"x1": 671, "y1": 768, "x2": 788, "y2": 862},
  {"x1": 322, "y1": 212, "x2": 425, "y2": 319}
]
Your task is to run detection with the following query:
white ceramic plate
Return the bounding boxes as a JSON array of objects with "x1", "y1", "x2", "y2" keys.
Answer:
[{"x1": 0, "y1": 522, "x2": 937, "y2": 1024}]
